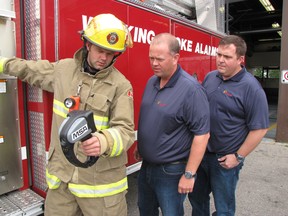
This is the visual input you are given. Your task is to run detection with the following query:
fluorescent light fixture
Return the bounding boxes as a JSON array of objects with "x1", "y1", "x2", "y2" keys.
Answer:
[
  {"x1": 259, "y1": 0, "x2": 275, "y2": 11},
  {"x1": 277, "y1": 31, "x2": 282, "y2": 37},
  {"x1": 272, "y1": 23, "x2": 280, "y2": 28},
  {"x1": 272, "y1": 23, "x2": 282, "y2": 37}
]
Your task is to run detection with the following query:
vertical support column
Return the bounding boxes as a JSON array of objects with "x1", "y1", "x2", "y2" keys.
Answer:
[{"x1": 275, "y1": 0, "x2": 288, "y2": 142}]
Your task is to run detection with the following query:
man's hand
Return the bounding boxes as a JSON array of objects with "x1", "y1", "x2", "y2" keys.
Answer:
[
  {"x1": 178, "y1": 175, "x2": 196, "y2": 194},
  {"x1": 218, "y1": 154, "x2": 239, "y2": 169},
  {"x1": 81, "y1": 136, "x2": 101, "y2": 157}
]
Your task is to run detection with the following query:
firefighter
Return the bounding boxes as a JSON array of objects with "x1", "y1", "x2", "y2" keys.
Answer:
[{"x1": 0, "y1": 13, "x2": 134, "y2": 216}]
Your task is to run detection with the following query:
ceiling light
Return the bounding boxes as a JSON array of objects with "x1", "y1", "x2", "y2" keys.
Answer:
[
  {"x1": 272, "y1": 23, "x2": 282, "y2": 37},
  {"x1": 259, "y1": 0, "x2": 275, "y2": 11},
  {"x1": 277, "y1": 31, "x2": 282, "y2": 37},
  {"x1": 272, "y1": 23, "x2": 280, "y2": 28}
]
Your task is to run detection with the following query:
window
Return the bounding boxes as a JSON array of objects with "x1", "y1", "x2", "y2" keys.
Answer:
[{"x1": 253, "y1": 67, "x2": 280, "y2": 79}]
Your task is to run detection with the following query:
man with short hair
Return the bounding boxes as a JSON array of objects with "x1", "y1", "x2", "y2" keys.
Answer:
[
  {"x1": 136, "y1": 33, "x2": 210, "y2": 216},
  {"x1": 189, "y1": 35, "x2": 269, "y2": 216}
]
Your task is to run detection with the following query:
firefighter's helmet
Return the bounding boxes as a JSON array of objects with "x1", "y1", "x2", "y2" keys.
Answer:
[{"x1": 82, "y1": 14, "x2": 133, "y2": 52}]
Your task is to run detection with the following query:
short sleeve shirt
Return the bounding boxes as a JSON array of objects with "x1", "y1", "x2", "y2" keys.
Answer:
[
  {"x1": 138, "y1": 65, "x2": 210, "y2": 164},
  {"x1": 202, "y1": 66, "x2": 269, "y2": 154}
]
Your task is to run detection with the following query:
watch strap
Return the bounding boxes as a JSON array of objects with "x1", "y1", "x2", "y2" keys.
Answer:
[{"x1": 235, "y1": 153, "x2": 245, "y2": 162}]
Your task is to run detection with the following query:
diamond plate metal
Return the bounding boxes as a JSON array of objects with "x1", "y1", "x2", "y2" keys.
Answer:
[
  {"x1": 29, "y1": 111, "x2": 47, "y2": 192},
  {"x1": 0, "y1": 196, "x2": 21, "y2": 216},
  {"x1": 7, "y1": 189, "x2": 44, "y2": 212},
  {"x1": 215, "y1": 0, "x2": 225, "y2": 33},
  {"x1": 0, "y1": 189, "x2": 44, "y2": 216},
  {"x1": 25, "y1": 0, "x2": 43, "y2": 103},
  {"x1": 25, "y1": 0, "x2": 41, "y2": 60},
  {"x1": 28, "y1": 85, "x2": 43, "y2": 103}
]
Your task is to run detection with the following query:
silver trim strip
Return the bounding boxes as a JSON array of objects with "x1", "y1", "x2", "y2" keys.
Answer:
[{"x1": 126, "y1": 161, "x2": 142, "y2": 175}]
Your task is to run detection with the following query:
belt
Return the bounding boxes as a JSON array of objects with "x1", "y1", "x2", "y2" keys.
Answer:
[
  {"x1": 169, "y1": 160, "x2": 188, "y2": 165},
  {"x1": 143, "y1": 159, "x2": 187, "y2": 166}
]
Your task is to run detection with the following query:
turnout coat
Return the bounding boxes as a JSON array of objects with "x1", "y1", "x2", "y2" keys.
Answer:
[{"x1": 3, "y1": 49, "x2": 135, "y2": 198}]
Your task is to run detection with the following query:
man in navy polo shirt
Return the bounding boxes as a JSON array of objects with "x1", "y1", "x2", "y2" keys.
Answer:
[
  {"x1": 136, "y1": 33, "x2": 210, "y2": 216},
  {"x1": 189, "y1": 35, "x2": 269, "y2": 216}
]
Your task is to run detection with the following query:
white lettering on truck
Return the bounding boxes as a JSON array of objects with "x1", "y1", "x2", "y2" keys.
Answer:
[
  {"x1": 176, "y1": 38, "x2": 193, "y2": 52},
  {"x1": 128, "y1": 26, "x2": 155, "y2": 44},
  {"x1": 82, "y1": 15, "x2": 217, "y2": 56},
  {"x1": 195, "y1": 43, "x2": 217, "y2": 56}
]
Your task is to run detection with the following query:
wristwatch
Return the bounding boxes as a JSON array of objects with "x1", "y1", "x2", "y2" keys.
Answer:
[
  {"x1": 184, "y1": 171, "x2": 197, "y2": 179},
  {"x1": 234, "y1": 153, "x2": 245, "y2": 163}
]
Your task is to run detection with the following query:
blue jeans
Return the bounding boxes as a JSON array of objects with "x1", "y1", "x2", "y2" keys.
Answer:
[
  {"x1": 137, "y1": 160, "x2": 187, "y2": 216},
  {"x1": 188, "y1": 153, "x2": 243, "y2": 216}
]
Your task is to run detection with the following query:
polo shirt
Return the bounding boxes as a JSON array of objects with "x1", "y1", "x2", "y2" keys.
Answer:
[
  {"x1": 202, "y1": 66, "x2": 269, "y2": 154},
  {"x1": 138, "y1": 65, "x2": 210, "y2": 164}
]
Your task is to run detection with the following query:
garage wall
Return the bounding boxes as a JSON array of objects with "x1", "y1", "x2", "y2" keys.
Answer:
[{"x1": 246, "y1": 51, "x2": 280, "y2": 67}]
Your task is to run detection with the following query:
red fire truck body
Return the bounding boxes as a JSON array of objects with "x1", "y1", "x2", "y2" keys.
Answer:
[{"x1": 0, "y1": 0, "x2": 224, "y2": 214}]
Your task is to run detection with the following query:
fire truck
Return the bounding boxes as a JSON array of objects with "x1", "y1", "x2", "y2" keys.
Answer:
[{"x1": 0, "y1": 0, "x2": 224, "y2": 215}]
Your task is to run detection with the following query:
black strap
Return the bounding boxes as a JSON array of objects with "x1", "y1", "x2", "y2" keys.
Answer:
[{"x1": 61, "y1": 142, "x2": 99, "y2": 168}]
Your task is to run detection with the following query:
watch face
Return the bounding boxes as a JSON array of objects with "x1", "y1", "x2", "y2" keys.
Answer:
[
  {"x1": 184, "y1": 171, "x2": 193, "y2": 179},
  {"x1": 235, "y1": 153, "x2": 245, "y2": 162},
  {"x1": 238, "y1": 156, "x2": 244, "y2": 162}
]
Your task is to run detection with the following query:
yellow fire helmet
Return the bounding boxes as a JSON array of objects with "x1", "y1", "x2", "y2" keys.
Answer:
[{"x1": 82, "y1": 14, "x2": 133, "y2": 52}]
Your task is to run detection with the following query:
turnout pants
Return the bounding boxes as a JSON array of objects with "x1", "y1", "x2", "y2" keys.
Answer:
[{"x1": 44, "y1": 182, "x2": 127, "y2": 216}]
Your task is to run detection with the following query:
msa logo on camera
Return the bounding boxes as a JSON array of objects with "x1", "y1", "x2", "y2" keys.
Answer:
[{"x1": 72, "y1": 124, "x2": 88, "y2": 141}]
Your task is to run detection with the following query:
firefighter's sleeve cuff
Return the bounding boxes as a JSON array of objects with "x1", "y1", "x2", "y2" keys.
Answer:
[{"x1": 92, "y1": 132, "x2": 109, "y2": 156}]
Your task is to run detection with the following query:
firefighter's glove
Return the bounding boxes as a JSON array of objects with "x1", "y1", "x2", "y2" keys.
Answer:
[{"x1": 0, "y1": 57, "x2": 8, "y2": 73}]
